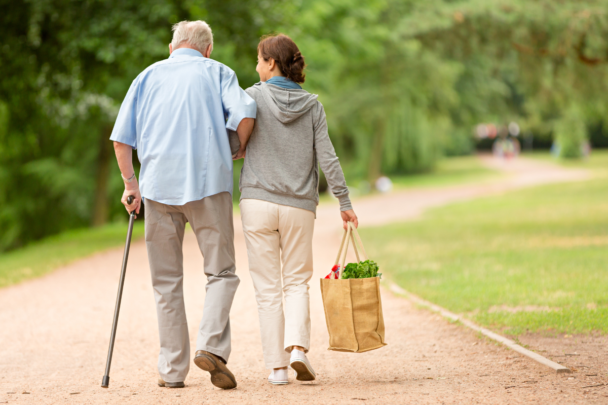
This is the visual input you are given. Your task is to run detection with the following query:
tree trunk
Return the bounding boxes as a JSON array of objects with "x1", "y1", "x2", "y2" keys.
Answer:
[
  {"x1": 91, "y1": 125, "x2": 113, "y2": 227},
  {"x1": 367, "y1": 119, "x2": 385, "y2": 183}
]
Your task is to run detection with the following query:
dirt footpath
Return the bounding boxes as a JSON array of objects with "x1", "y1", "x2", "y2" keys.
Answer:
[{"x1": 0, "y1": 156, "x2": 605, "y2": 404}]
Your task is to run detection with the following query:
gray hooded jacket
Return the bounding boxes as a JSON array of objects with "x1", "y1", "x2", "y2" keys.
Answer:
[{"x1": 233, "y1": 82, "x2": 352, "y2": 213}]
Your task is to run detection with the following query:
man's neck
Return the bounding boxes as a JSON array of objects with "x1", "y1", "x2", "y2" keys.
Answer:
[
  {"x1": 176, "y1": 44, "x2": 200, "y2": 52},
  {"x1": 172, "y1": 44, "x2": 206, "y2": 57}
]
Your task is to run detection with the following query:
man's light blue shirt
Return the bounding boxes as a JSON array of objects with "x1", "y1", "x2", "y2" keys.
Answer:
[{"x1": 110, "y1": 48, "x2": 257, "y2": 205}]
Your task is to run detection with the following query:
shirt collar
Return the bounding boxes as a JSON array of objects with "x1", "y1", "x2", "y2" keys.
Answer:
[{"x1": 170, "y1": 48, "x2": 204, "y2": 59}]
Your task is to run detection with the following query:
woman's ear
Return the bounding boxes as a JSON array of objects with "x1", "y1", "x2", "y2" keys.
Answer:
[{"x1": 268, "y1": 58, "x2": 276, "y2": 72}]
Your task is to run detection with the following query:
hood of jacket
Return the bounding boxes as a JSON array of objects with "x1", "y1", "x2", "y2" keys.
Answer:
[{"x1": 255, "y1": 82, "x2": 319, "y2": 124}]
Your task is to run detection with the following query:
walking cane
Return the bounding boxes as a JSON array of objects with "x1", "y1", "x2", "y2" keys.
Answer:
[{"x1": 101, "y1": 195, "x2": 136, "y2": 388}]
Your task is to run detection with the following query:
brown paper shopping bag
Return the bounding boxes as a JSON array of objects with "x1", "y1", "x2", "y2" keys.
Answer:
[{"x1": 320, "y1": 223, "x2": 387, "y2": 353}]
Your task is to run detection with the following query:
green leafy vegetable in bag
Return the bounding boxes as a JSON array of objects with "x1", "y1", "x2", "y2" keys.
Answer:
[{"x1": 341, "y1": 260, "x2": 381, "y2": 279}]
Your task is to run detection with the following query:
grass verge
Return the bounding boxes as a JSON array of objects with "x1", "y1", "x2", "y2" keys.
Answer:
[
  {"x1": 363, "y1": 151, "x2": 608, "y2": 335},
  {"x1": 0, "y1": 221, "x2": 145, "y2": 288},
  {"x1": 328, "y1": 155, "x2": 502, "y2": 203},
  {"x1": 389, "y1": 155, "x2": 502, "y2": 190}
]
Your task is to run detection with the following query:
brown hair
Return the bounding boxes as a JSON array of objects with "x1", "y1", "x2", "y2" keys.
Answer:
[{"x1": 258, "y1": 34, "x2": 306, "y2": 84}]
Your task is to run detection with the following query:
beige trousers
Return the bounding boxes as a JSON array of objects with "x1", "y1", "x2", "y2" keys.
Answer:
[
  {"x1": 240, "y1": 199, "x2": 315, "y2": 369},
  {"x1": 145, "y1": 192, "x2": 239, "y2": 383}
]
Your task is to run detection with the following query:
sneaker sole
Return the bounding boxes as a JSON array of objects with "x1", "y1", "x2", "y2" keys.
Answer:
[
  {"x1": 268, "y1": 379, "x2": 288, "y2": 385},
  {"x1": 290, "y1": 360, "x2": 316, "y2": 381},
  {"x1": 157, "y1": 382, "x2": 185, "y2": 388},
  {"x1": 194, "y1": 353, "x2": 237, "y2": 390}
]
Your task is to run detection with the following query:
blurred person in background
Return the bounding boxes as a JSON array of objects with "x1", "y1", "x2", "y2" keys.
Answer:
[
  {"x1": 110, "y1": 20, "x2": 256, "y2": 390},
  {"x1": 234, "y1": 34, "x2": 358, "y2": 385}
]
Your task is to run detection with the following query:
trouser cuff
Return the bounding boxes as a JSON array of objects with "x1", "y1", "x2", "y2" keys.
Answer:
[
  {"x1": 196, "y1": 346, "x2": 230, "y2": 365},
  {"x1": 265, "y1": 359, "x2": 290, "y2": 369},
  {"x1": 285, "y1": 342, "x2": 310, "y2": 353}
]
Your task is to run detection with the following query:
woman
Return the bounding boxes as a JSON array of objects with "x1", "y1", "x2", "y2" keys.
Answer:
[{"x1": 238, "y1": 34, "x2": 358, "y2": 385}]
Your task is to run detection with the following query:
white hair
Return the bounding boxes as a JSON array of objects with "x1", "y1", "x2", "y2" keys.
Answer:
[{"x1": 171, "y1": 20, "x2": 213, "y2": 54}]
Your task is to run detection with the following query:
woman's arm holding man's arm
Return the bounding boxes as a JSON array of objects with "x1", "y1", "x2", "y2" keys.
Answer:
[
  {"x1": 221, "y1": 68, "x2": 256, "y2": 159},
  {"x1": 232, "y1": 118, "x2": 254, "y2": 159}
]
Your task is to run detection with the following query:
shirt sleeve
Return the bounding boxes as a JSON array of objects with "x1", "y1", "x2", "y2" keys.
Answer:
[
  {"x1": 109, "y1": 77, "x2": 139, "y2": 148},
  {"x1": 220, "y1": 67, "x2": 257, "y2": 131}
]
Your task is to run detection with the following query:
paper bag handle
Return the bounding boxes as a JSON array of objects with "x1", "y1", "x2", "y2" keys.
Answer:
[
  {"x1": 338, "y1": 224, "x2": 352, "y2": 274},
  {"x1": 349, "y1": 222, "x2": 368, "y2": 261},
  {"x1": 333, "y1": 222, "x2": 368, "y2": 279},
  {"x1": 334, "y1": 227, "x2": 348, "y2": 266}
]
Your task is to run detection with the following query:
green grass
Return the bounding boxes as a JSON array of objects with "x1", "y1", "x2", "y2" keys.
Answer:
[
  {"x1": 341, "y1": 155, "x2": 503, "y2": 200},
  {"x1": 523, "y1": 149, "x2": 608, "y2": 176},
  {"x1": 362, "y1": 153, "x2": 608, "y2": 335},
  {"x1": 0, "y1": 221, "x2": 145, "y2": 288},
  {"x1": 389, "y1": 155, "x2": 502, "y2": 189}
]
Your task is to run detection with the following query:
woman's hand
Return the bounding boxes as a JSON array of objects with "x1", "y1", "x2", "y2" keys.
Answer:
[
  {"x1": 341, "y1": 209, "x2": 358, "y2": 230},
  {"x1": 232, "y1": 148, "x2": 246, "y2": 160}
]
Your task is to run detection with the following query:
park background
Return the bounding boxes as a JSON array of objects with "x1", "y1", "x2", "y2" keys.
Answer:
[{"x1": 1, "y1": 0, "x2": 608, "y2": 340}]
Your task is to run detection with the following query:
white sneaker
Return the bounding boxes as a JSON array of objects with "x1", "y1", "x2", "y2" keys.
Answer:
[
  {"x1": 290, "y1": 349, "x2": 316, "y2": 381},
  {"x1": 268, "y1": 368, "x2": 288, "y2": 385}
]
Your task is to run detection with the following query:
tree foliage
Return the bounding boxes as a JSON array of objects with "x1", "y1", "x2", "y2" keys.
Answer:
[
  {"x1": 0, "y1": 0, "x2": 284, "y2": 250},
  {"x1": 2, "y1": 0, "x2": 608, "y2": 250}
]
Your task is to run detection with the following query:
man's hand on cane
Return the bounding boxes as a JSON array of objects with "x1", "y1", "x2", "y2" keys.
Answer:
[
  {"x1": 121, "y1": 182, "x2": 141, "y2": 217},
  {"x1": 341, "y1": 209, "x2": 358, "y2": 230}
]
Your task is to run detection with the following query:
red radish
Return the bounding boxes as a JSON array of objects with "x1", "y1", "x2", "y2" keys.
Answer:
[{"x1": 325, "y1": 265, "x2": 340, "y2": 279}]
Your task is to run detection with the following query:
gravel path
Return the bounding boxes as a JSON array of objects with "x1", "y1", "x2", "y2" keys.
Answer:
[{"x1": 1, "y1": 156, "x2": 604, "y2": 404}]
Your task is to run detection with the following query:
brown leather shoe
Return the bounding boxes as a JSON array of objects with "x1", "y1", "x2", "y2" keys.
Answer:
[
  {"x1": 157, "y1": 378, "x2": 185, "y2": 388},
  {"x1": 194, "y1": 350, "x2": 237, "y2": 389}
]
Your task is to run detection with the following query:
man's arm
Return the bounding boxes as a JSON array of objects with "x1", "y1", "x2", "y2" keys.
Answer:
[
  {"x1": 109, "y1": 77, "x2": 141, "y2": 215},
  {"x1": 232, "y1": 118, "x2": 254, "y2": 160},
  {"x1": 114, "y1": 141, "x2": 141, "y2": 215}
]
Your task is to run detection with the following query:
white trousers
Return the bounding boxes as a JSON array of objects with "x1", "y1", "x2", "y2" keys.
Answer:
[{"x1": 240, "y1": 199, "x2": 315, "y2": 369}]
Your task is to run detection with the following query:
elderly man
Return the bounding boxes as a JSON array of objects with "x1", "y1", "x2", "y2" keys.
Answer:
[{"x1": 110, "y1": 20, "x2": 255, "y2": 390}]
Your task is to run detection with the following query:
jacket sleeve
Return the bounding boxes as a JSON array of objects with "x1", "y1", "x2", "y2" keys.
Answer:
[
  {"x1": 313, "y1": 103, "x2": 353, "y2": 211},
  {"x1": 228, "y1": 130, "x2": 240, "y2": 154}
]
